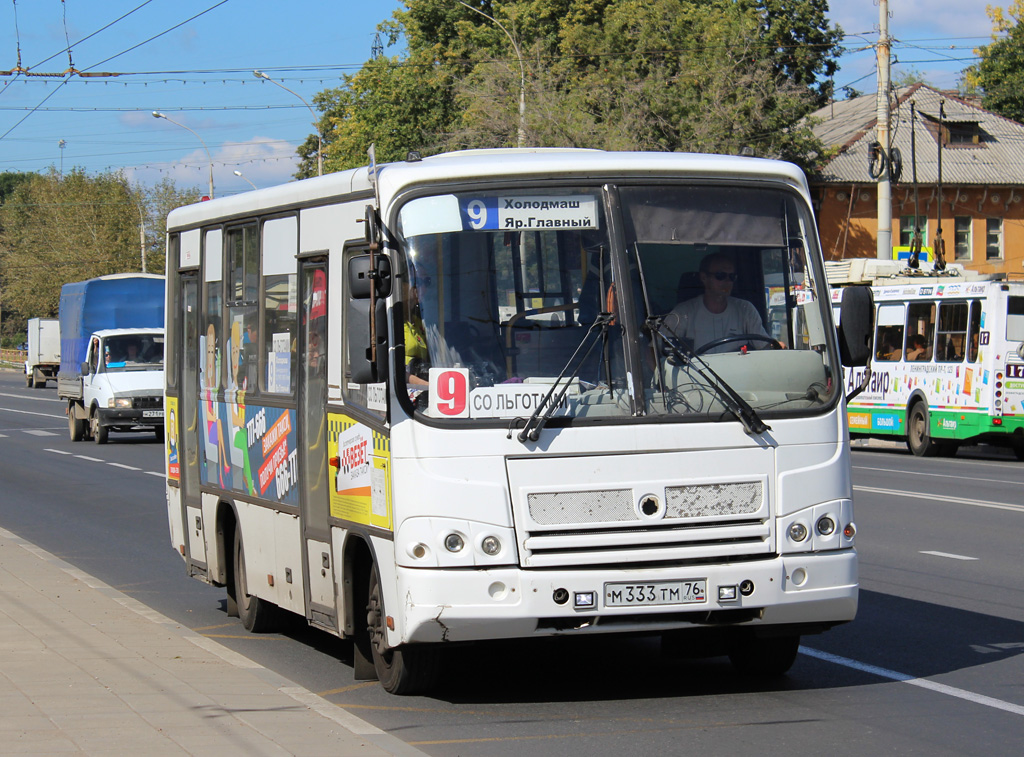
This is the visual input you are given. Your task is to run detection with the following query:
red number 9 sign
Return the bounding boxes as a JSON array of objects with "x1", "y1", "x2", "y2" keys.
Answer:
[{"x1": 428, "y1": 368, "x2": 470, "y2": 418}]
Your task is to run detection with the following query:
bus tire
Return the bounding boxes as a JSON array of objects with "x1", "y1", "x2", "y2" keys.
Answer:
[
  {"x1": 233, "y1": 525, "x2": 280, "y2": 633},
  {"x1": 68, "y1": 409, "x2": 86, "y2": 442},
  {"x1": 728, "y1": 633, "x2": 800, "y2": 677},
  {"x1": 91, "y1": 411, "x2": 108, "y2": 445},
  {"x1": 907, "y1": 402, "x2": 939, "y2": 457},
  {"x1": 367, "y1": 569, "x2": 440, "y2": 695}
]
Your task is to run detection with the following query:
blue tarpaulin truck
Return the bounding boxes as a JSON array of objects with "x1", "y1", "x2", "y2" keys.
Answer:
[{"x1": 56, "y1": 274, "x2": 166, "y2": 443}]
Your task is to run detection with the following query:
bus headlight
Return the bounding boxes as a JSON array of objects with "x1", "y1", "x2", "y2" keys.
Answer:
[
  {"x1": 444, "y1": 533, "x2": 465, "y2": 553},
  {"x1": 816, "y1": 516, "x2": 836, "y2": 536},
  {"x1": 788, "y1": 522, "x2": 809, "y2": 542},
  {"x1": 396, "y1": 518, "x2": 518, "y2": 567}
]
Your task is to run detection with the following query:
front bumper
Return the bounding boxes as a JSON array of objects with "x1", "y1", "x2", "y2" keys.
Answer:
[
  {"x1": 393, "y1": 550, "x2": 857, "y2": 645},
  {"x1": 97, "y1": 406, "x2": 164, "y2": 428}
]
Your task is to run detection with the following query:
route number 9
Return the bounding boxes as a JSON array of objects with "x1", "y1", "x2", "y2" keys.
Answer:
[
  {"x1": 466, "y1": 199, "x2": 488, "y2": 230},
  {"x1": 430, "y1": 368, "x2": 469, "y2": 417}
]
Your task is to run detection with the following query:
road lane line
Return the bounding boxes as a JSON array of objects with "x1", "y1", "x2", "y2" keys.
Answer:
[
  {"x1": 74, "y1": 455, "x2": 104, "y2": 463},
  {"x1": 45, "y1": 448, "x2": 73, "y2": 455},
  {"x1": 108, "y1": 462, "x2": 141, "y2": 471},
  {"x1": 854, "y1": 465, "x2": 1017, "y2": 485},
  {"x1": 0, "y1": 391, "x2": 63, "y2": 403},
  {"x1": 854, "y1": 485, "x2": 1024, "y2": 514},
  {"x1": 800, "y1": 646, "x2": 1024, "y2": 717},
  {"x1": 0, "y1": 407, "x2": 65, "y2": 419},
  {"x1": 145, "y1": 470, "x2": 164, "y2": 477},
  {"x1": 920, "y1": 551, "x2": 978, "y2": 561},
  {"x1": 23, "y1": 429, "x2": 58, "y2": 436}
]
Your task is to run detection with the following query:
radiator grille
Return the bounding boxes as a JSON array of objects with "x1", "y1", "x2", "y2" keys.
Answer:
[
  {"x1": 665, "y1": 482, "x2": 762, "y2": 519},
  {"x1": 528, "y1": 489, "x2": 633, "y2": 525}
]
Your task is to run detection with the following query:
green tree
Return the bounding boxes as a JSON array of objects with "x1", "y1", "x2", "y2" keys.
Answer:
[
  {"x1": 967, "y1": 1, "x2": 1024, "y2": 123},
  {"x1": 0, "y1": 170, "x2": 149, "y2": 326},
  {"x1": 313, "y1": 1, "x2": 842, "y2": 171}
]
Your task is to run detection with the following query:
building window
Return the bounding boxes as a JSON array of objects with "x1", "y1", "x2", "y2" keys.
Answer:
[
  {"x1": 986, "y1": 218, "x2": 1003, "y2": 260},
  {"x1": 899, "y1": 215, "x2": 928, "y2": 247},
  {"x1": 954, "y1": 217, "x2": 972, "y2": 261}
]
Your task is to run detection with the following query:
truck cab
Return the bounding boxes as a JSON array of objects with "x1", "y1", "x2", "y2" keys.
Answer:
[{"x1": 73, "y1": 328, "x2": 165, "y2": 443}]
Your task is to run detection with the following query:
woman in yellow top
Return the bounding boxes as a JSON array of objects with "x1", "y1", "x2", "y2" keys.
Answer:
[{"x1": 404, "y1": 283, "x2": 429, "y2": 386}]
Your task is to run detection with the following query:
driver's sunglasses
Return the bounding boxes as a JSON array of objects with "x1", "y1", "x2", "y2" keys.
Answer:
[{"x1": 709, "y1": 271, "x2": 738, "y2": 282}]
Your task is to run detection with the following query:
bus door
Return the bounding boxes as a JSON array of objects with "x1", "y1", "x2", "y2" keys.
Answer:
[
  {"x1": 179, "y1": 271, "x2": 206, "y2": 574},
  {"x1": 298, "y1": 259, "x2": 336, "y2": 631}
]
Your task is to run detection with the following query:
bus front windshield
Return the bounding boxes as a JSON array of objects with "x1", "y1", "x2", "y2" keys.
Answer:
[{"x1": 396, "y1": 184, "x2": 838, "y2": 424}]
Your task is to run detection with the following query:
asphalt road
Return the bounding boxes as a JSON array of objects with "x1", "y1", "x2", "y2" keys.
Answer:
[{"x1": 2, "y1": 369, "x2": 1022, "y2": 755}]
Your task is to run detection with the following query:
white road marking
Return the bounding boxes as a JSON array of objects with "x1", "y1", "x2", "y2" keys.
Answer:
[
  {"x1": 23, "y1": 429, "x2": 58, "y2": 436},
  {"x1": 801, "y1": 646, "x2": 1024, "y2": 717},
  {"x1": 0, "y1": 391, "x2": 63, "y2": 403},
  {"x1": 854, "y1": 464, "x2": 1017, "y2": 485},
  {"x1": 42, "y1": 448, "x2": 164, "y2": 477},
  {"x1": 854, "y1": 485, "x2": 1024, "y2": 514},
  {"x1": 920, "y1": 551, "x2": 979, "y2": 561},
  {"x1": 0, "y1": 407, "x2": 65, "y2": 419},
  {"x1": 108, "y1": 463, "x2": 141, "y2": 471}
]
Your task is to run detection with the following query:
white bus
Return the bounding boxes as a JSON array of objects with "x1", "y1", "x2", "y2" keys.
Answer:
[
  {"x1": 163, "y1": 149, "x2": 870, "y2": 693},
  {"x1": 830, "y1": 263, "x2": 1024, "y2": 458}
]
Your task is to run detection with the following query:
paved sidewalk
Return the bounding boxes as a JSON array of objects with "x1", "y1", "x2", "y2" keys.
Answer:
[{"x1": 0, "y1": 527, "x2": 425, "y2": 756}]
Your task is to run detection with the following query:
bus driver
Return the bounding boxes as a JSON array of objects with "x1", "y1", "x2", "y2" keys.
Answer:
[{"x1": 665, "y1": 252, "x2": 771, "y2": 354}]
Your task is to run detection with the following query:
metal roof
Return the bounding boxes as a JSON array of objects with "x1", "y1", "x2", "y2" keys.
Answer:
[{"x1": 809, "y1": 84, "x2": 1024, "y2": 186}]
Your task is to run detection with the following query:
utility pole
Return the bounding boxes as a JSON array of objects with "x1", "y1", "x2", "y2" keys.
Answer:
[{"x1": 876, "y1": 0, "x2": 892, "y2": 260}]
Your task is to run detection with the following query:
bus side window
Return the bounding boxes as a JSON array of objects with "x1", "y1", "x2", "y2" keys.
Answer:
[
  {"x1": 936, "y1": 301, "x2": 968, "y2": 363},
  {"x1": 874, "y1": 304, "x2": 905, "y2": 361},
  {"x1": 905, "y1": 302, "x2": 935, "y2": 361},
  {"x1": 968, "y1": 300, "x2": 982, "y2": 363}
]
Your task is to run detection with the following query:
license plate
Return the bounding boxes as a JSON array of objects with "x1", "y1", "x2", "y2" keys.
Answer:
[
  {"x1": 142, "y1": 410, "x2": 164, "y2": 418},
  {"x1": 604, "y1": 580, "x2": 707, "y2": 607}
]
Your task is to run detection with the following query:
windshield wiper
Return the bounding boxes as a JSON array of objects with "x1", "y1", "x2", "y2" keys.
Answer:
[
  {"x1": 647, "y1": 315, "x2": 771, "y2": 436},
  {"x1": 512, "y1": 313, "x2": 613, "y2": 443}
]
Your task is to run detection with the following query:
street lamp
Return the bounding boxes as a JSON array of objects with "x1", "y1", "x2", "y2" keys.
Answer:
[
  {"x1": 253, "y1": 70, "x2": 323, "y2": 176},
  {"x1": 152, "y1": 111, "x2": 214, "y2": 200},
  {"x1": 233, "y1": 170, "x2": 258, "y2": 190},
  {"x1": 456, "y1": 0, "x2": 525, "y2": 148}
]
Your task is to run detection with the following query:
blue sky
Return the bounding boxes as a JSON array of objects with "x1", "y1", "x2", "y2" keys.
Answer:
[{"x1": 0, "y1": 1, "x2": 1007, "y2": 196}]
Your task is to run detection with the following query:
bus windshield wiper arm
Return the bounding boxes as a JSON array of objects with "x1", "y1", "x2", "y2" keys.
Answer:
[
  {"x1": 514, "y1": 313, "x2": 613, "y2": 443},
  {"x1": 647, "y1": 315, "x2": 770, "y2": 436}
]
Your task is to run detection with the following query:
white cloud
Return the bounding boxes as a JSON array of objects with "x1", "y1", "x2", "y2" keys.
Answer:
[{"x1": 124, "y1": 136, "x2": 299, "y2": 195}]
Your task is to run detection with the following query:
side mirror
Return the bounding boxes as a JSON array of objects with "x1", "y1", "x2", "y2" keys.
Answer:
[
  {"x1": 348, "y1": 297, "x2": 388, "y2": 384},
  {"x1": 81, "y1": 361, "x2": 91, "y2": 376},
  {"x1": 348, "y1": 252, "x2": 390, "y2": 384},
  {"x1": 348, "y1": 254, "x2": 392, "y2": 299},
  {"x1": 838, "y1": 286, "x2": 873, "y2": 367}
]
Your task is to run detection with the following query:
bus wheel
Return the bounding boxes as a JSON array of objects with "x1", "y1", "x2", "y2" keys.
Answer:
[
  {"x1": 90, "y1": 411, "x2": 108, "y2": 445},
  {"x1": 1013, "y1": 443, "x2": 1024, "y2": 462},
  {"x1": 366, "y1": 569, "x2": 440, "y2": 695},
  {"x1": 907, "y1": 403, "x2": 939, "y2": 457},
  {"x1": 233, "y1": 525, "x2": 280, "y2": 633},
  {"x1": 68, "y1": 410, "x2": 86, "y2": 442},
  {"x1": 728, "y1": 633, "x2": 800, "y2": 677}
]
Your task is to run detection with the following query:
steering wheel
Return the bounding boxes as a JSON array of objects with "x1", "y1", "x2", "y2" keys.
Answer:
[{"x1": 695, "y1": 333, "x2": 783, "y2": 355}]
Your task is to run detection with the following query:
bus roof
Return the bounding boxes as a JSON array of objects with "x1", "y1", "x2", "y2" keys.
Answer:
[{"x1": 166, "y1": 149, "x2": 811, "y2": 231}]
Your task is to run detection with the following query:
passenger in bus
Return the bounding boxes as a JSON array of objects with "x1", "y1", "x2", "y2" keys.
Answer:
[
  {"x1": 969, "y1": 331, "x2": 980, "y2": 362},
  {"x1": 906, "y1": 333, "x2": 931, "y2": 361},
  {"x1": 664, "y1": 252, "x2": 770, "y2": 354},
  {"x1": 876, "y1": 328, "x2": 902, "y2": 361},
  {"x1": 404, "y1": 282, "x2": 429, "y2": 386}
]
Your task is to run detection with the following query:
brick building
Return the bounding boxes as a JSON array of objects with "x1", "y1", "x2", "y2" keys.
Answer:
[{"x1": 808, "y1": 83, "x2": 1024, "y2": 278}]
